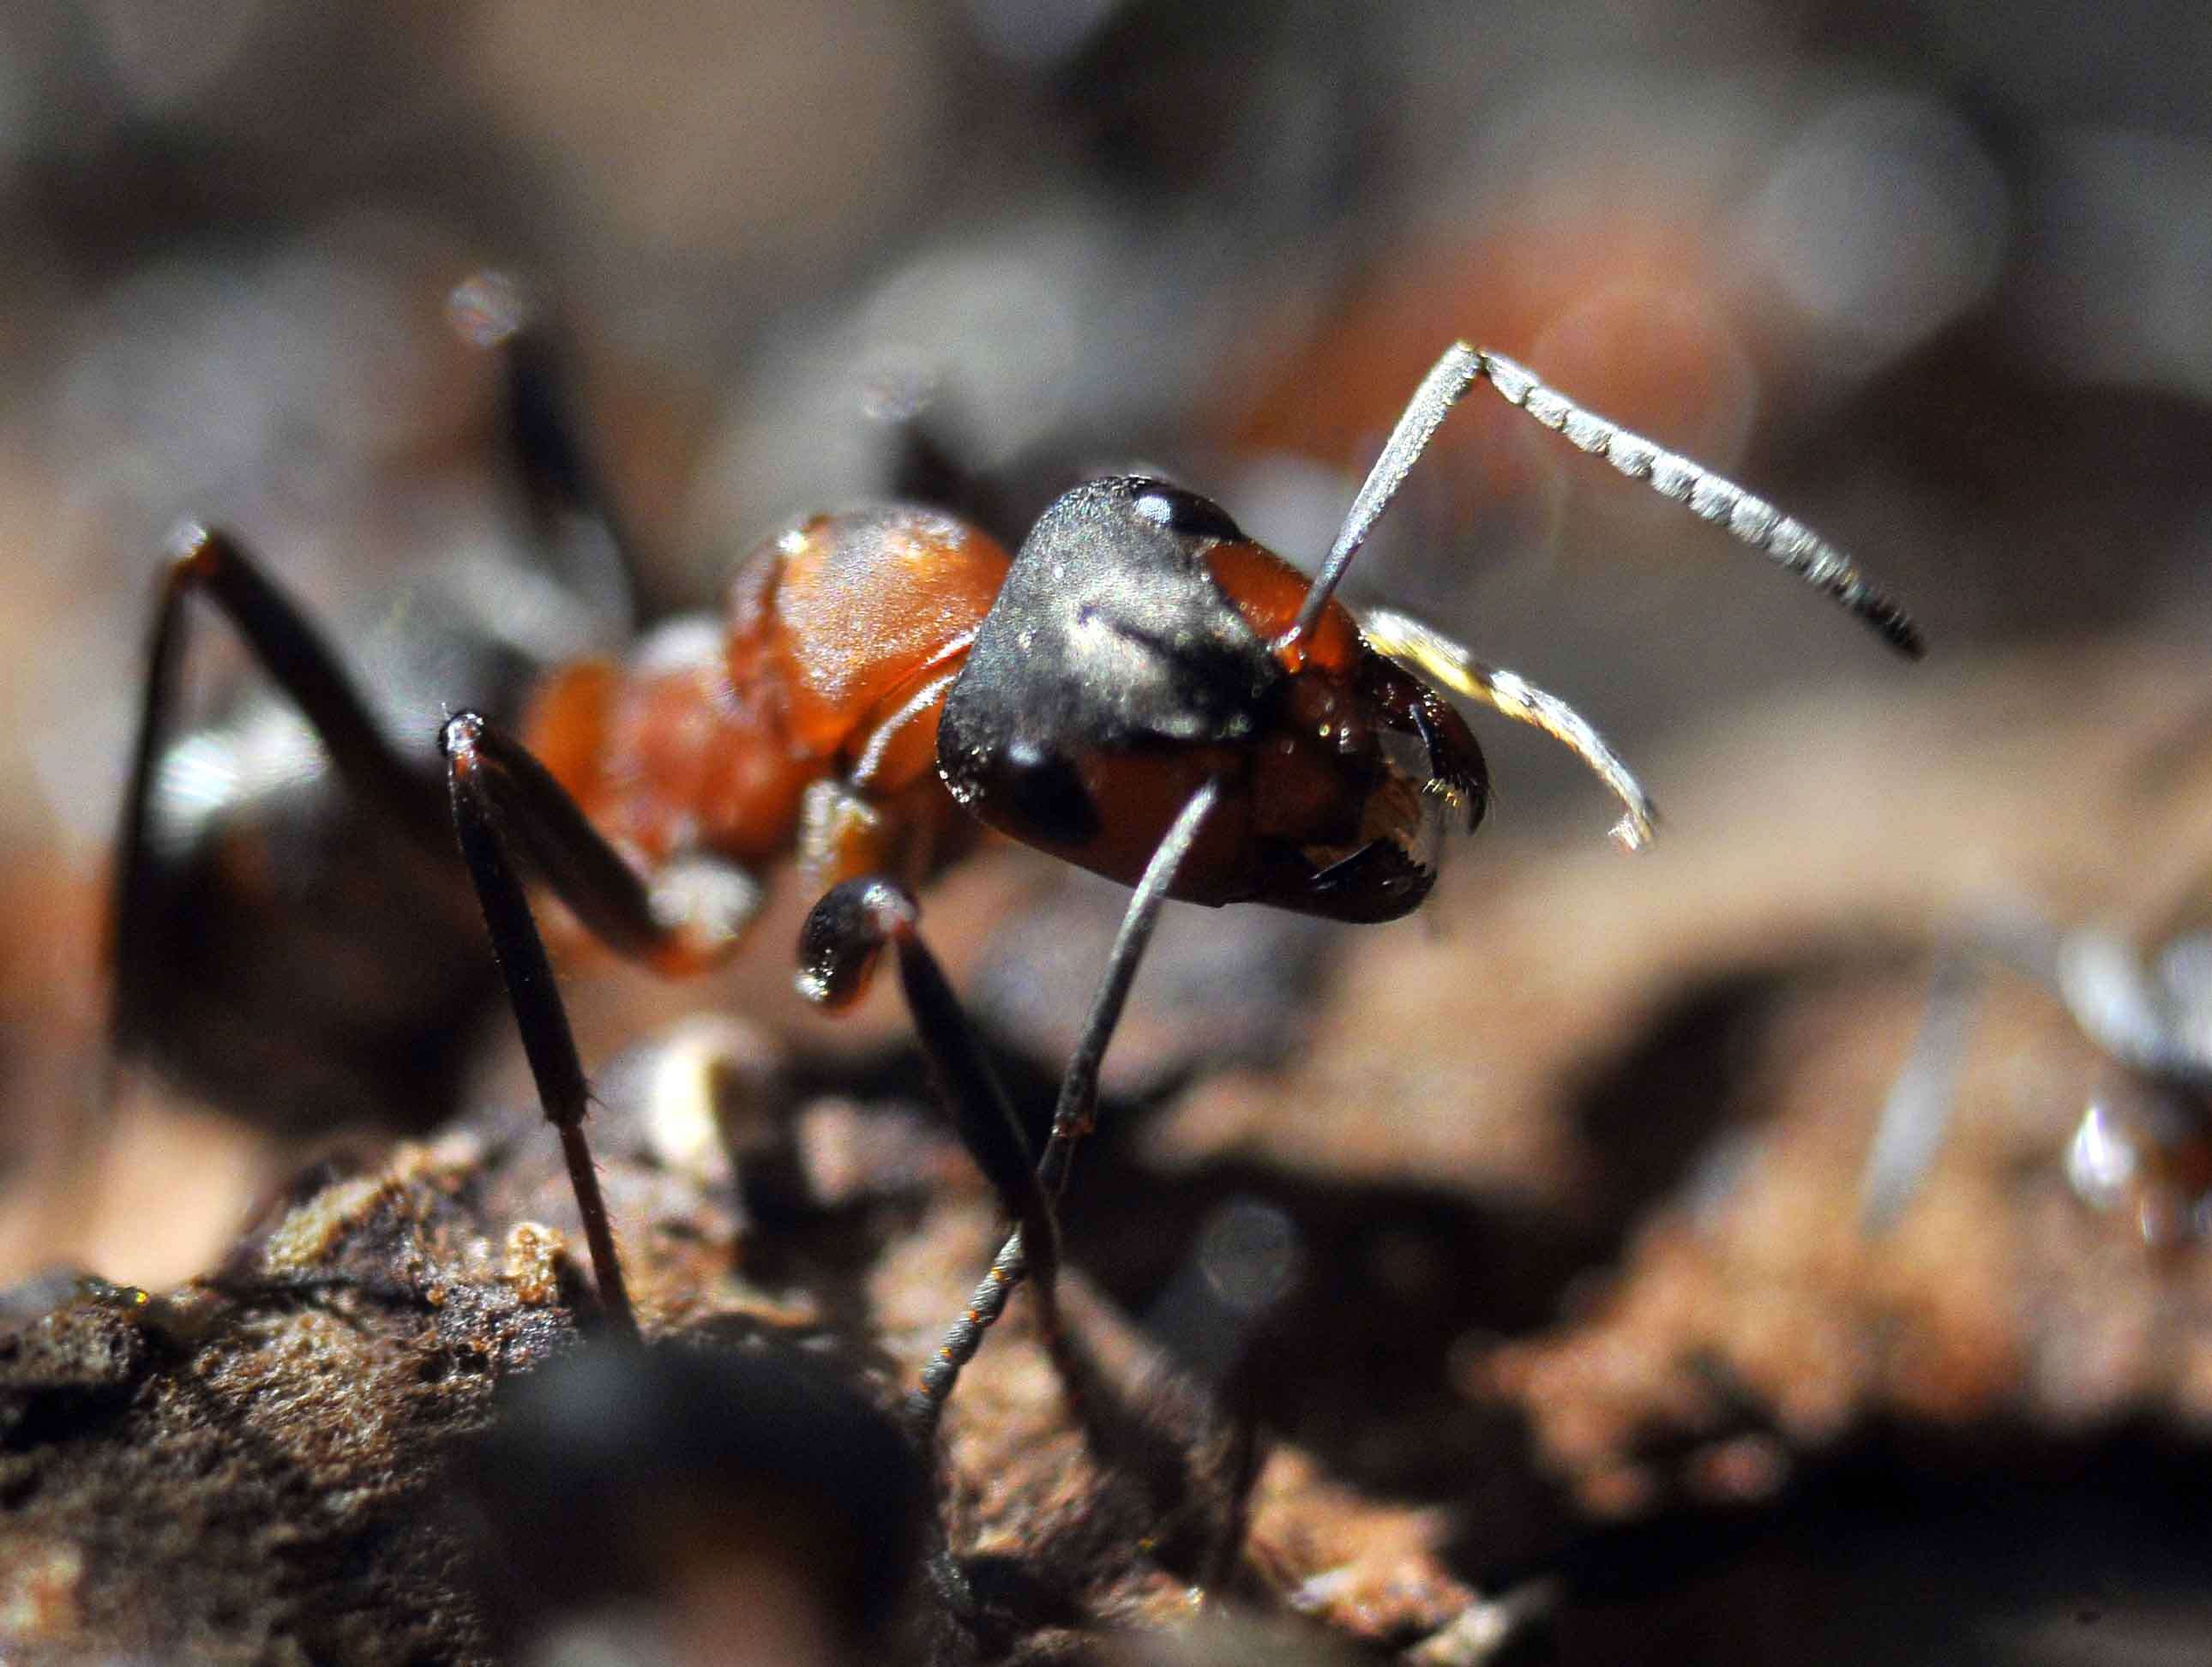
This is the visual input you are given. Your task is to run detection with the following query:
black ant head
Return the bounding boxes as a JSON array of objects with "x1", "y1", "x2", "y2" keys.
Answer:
[{"x1": 936, "y1": 476, "x2": 1486, "y2": 924}]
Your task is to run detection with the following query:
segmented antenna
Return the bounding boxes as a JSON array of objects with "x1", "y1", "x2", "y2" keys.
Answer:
[
  {"x1": 1283, "y1": 343, "x2": 1925, "y2": 660},
  {"x1": 1360, "y1": 606, "x2": 1657, "y2": 851}
]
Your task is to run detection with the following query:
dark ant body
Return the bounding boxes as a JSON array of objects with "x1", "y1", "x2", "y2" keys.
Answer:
[
  {"x1": 466, "y1": 1338, "x2": 931, "y2": 1662},
  {"x1": 111, "y1": 283, "x2": 1919, "y2": 1409},
  {"x1": 110, "y1": 277, "x2": 637, "y2": 1138}
]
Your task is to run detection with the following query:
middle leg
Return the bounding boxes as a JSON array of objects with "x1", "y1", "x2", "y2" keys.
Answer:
[{"x1": 440, "y1": 709, "x2": 764, "y2": 1339}]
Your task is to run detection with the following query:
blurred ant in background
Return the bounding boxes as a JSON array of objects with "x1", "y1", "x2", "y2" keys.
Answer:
[
  {"x1": 466, "y1": 1337, "x2": 934, "y2": 1664},
  {"x1": 111, "y1": 274, "x2": 1920, "y2": 1419},
  {"x1": 462, "y1": 1195, "x2": 1310, "y2": 1657},
  {"x1": 1865, "y1": 883, "x2": 2212, "y2": 1249}
]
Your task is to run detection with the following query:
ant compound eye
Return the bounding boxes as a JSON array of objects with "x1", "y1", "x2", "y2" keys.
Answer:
[
  {"x1": 1001, "y1": 742, "x2": 1103, "y2": 847},
  {"x1": 1124, "y1": 480, "x2": 1247, "y2": 545}
]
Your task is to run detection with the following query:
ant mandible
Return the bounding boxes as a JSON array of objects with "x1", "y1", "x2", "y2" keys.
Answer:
[{"x1": 112, "y1": 280, "x2": 1920, "y2": 1425}]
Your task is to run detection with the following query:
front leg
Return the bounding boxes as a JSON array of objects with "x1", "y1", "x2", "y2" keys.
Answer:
[{"x1": 870, "y1": 778, "x2": 1223, "y2": 1437}]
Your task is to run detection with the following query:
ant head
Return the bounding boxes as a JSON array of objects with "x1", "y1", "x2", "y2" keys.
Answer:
[{"x1": 937, "y1": 476, "x2": 1486, "y2": 924}]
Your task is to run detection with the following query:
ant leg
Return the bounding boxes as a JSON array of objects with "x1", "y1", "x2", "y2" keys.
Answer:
[
  {"x1": 440, "y1": 711, "x2": 764, "y2": 1341},
  {"x1": 111, "y1": 525, "x2": 448, "y2": 1045},
  {"x1": 448, "y1": 271, "x2": 642, "y2": 634},
  {"x1": 797, "y1": 879, "x2": 1070, "y2": 1389},
  {"x1": 1860, "y1": 948, "x2": 1985, "y2": 1234},
  {"x1": 1359, "y1": 605, "x2": 1658, "y2": 850},
  {"x1": 905, "y1": 778, "x2": 1223, "y2": 1437},
  {"x1": 802, "y1": 876, "x2": 1215, "y2": 1515},
  {"x1": 1860, "y1": 906, "x2": 2132, "y2": 1236},
  {"x1": 863, "y1": 372, "x2": 1014, "y2": 541},
  {"x1": 442, "y1": 716, "x2": 637, "y2": 1340},
  {"x1": 1284, "y1": 343, "x2": 1923, "y2": 659}
]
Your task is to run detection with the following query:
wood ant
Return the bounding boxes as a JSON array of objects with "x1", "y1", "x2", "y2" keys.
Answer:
[
  {"x1": 1865, "y1": 905, "x2": 2212, "y2": 1246},
  {"x1": 111, "y1": 278, "x2": 1920, "y2": 1427}
]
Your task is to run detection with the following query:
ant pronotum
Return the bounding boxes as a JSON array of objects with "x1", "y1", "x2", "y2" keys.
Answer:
[{"x1": 111, "y1": 277, "x2": 1920, "y2": 1423}]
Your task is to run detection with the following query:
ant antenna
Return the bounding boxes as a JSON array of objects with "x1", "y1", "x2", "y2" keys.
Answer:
[
  {"x1": 1281, "y1": 344, "x2": 1926, "y2": 661},
  {"x1": 909, "y1": 777, "x2": 1223, "y2": 1436},
  {"x1": 1359, "y1": 606, "x2": 1657, "y2": 850}
]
